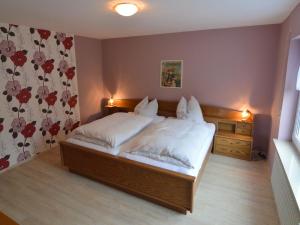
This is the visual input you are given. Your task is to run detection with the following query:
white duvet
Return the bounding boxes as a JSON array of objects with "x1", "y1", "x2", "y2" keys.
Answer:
[
  {"x1": 124, "y1": 118, "x2": 213, "y2": 168},
  {"x1": 74, "y1": 113, "x2": 153, "y2": 148}
]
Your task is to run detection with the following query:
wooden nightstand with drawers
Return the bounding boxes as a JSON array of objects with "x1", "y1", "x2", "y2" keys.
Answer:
[
  {"x1": 205, "y1": 109, "x2": 254, "y2": 161},
  {"x1": 213, "y1": 119, "x2": 253, "y2": 160}
]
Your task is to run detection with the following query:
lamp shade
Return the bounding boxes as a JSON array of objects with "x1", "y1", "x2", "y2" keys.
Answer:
[{"x1": 296, "y1": 66, "x2": 300, "y2": 91}]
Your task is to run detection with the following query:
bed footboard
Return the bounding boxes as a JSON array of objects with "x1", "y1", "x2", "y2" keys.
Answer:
[{"x1": 60, "y1": 141, "x2": 199, "y2": 213}]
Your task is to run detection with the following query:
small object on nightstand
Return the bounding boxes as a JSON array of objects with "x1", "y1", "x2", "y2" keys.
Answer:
[
  {"x1": 104, "y1": 99, "x2": 128, "y2": 116},
  {"x1": 211, "y1": 110, "x2": 254, "y2": 161},
  {"x1": 104, "y1": 105, "x2": 118, "y2": 115},
  {"x1": 241, "y1": 109, "x2": 250, "y2": 121},
  {"x1": 108, "y1": 97, "x2": 114, "y2": 106}
]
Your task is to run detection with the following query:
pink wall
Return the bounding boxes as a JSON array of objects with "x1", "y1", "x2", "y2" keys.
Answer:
[
  {"x1": 269, "y1": 3, "x2": 300, "y2": 168},
  {"x1": 75, "y1": 36, "x2": 104, "y2": 124},
  {"x1": 102, "y1": 25, "x2": 280, "y2": 153}
]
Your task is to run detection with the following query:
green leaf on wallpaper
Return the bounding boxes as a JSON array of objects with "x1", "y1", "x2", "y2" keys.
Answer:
[
  {"x1": 17, "y1": 142, "x2": 23, "y2": 147},
  {"x1": 34, "y1": 64, "x2": 39, "y2": 71},
  {"x1": 34, "y1": 40, "x2": 39, "y2": 45},
  {"x1": 0, "y1": 27, "x2": 7, "y2": 33},
  {"x1": 29, "y1": 28, "x2": 35, "y2": 34},
  {"x1": 6, "y1": 68, "x2": 13, "y2": 74},
  {"x1": 12, "y1": 132, "x2": 18, "y2": 139},
  {"x1": 1, "y1": 55, "x2": 7, "y2": 62},
  {"x1": 2, "y1": 90, "x2": 7, "y2": 95},
  {"x1": 8, "y1": 32, "x2": 15, "y2": 36},
  {"x1": 12, "y1": 107, "x2": 18, "y2": 112},
  {"x1": 6, "y1": 95, "x2": 12, "y2": 102},
  {"x1": 14, "y1": 71, "x2": 20, "y2": 76},
  {"x1": 19, "y1": 108, "x2": 25, "y2": 113},
  {"x1": 25, "y1": 143, "x2": 30, "y2": 147}
]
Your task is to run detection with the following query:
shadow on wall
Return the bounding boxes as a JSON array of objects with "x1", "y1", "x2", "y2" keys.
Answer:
[
  {"x1": 83, "y1": 99, "x2": 110, "y2": 123},
  {"x1": 85, "y1": 113, "x2": 103, "y2": 124},
  {"x1": 253, "y1": 114, "x2": 272, "y2": 155}
]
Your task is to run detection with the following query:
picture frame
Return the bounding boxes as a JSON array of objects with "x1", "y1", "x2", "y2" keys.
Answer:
[{"x1": 160, "y1": 60, "x2": 183, "y2": 88}]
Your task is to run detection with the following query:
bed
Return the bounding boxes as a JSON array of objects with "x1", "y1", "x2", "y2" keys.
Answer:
[{"x1": 60, "y1": 99, "x2": 241, "y2": 214}]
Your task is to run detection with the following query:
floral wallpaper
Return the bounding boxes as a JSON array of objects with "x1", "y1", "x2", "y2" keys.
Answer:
[{"x1": 0, "y1": 22, "x2": 80, "y2": 171}]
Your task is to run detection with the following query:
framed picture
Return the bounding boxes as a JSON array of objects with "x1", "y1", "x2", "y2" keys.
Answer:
[{"x1": 160, "y1": 60, "x2": 183, "y2": 88}]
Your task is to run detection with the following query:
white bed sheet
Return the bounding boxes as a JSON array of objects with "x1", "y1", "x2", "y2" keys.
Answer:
[
  {"x1": 66, "y1": 138, "x2": 120, "y2": 155},
  {"x1": 119, "y1": 123, "x2": 215, "y2": 177}
]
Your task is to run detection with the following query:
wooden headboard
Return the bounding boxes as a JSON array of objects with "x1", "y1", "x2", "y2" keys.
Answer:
[{"x1": 110, "y1": 99, "x2": 254, "y2": 122}]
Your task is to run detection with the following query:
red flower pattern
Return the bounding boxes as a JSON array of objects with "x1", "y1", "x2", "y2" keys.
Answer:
[
  {"x1": 0, "y1": 155, "x2": 10, "y2": 171},
  {"x1": 1, "y1": 23, "x2": 80, "y2": 171},
  {"x1": 16, "y1": 88, "x2": 31, "y2": 104},
  {"x1": 45, "y1": 91, "x2": 57, "y2": 106},
  {"x1": 21, "y1": 122, "x2": 36, "y2": 138},
  {"x1": 62, "y1": 37, "x2": 73, "y2": 50},
  {"x1": 0, "y1": 124, "x2": 3, "y2": 133},
  {"x1": 41, "y1": 59, "x2": 54, "y2": 74},
  {"x1": 49, "y1": 122, "x2": 60, "y2": 136},
  {"x1": 65, "y1": 67, "x2": 75, "y2": 80},
  {"x1": 37, "y1": 29, "x2": 51, "y2": 40},
  {"x1": 10, "y1": 50, "x2": 27, "y2": 67},
  {"x1": 67, "y1": 95, "x2": 77, "y2": 108}
]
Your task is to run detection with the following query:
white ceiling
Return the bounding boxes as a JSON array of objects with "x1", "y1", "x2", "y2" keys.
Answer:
[{"x1": 0, "y1": 0, "x2": 299, "y2": 39}]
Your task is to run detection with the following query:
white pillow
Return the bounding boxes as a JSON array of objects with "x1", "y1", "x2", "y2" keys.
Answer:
[
  {"x1": 176, "y1": 96, "x2": 188, "y2": 119},
  {"x1": 134, "y1": 96, "x2": 148, "y2": 114},
  {"x1": 139, "y1": 99, "x2": 158, "y2": 117},
  {"x1": 187, "y1": 96, "x2": 204, "y2": 123}
]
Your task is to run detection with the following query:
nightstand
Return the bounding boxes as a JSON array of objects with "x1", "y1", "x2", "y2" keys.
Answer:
[
  {"x1": 104, "y1": 105, "x2": 128, "y2": 116},
  {"x1": 208, "y1": 117, "x2": 254, "y2": 160}
]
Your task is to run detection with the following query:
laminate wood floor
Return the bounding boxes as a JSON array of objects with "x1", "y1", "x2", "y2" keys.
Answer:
[{"x1": 0, "y1": 148, "x2": 280, "y2": 225}]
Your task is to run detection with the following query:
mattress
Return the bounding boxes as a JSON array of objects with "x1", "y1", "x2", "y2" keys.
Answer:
[{"x1": 119, "y1": 123, "x2": 215, "y2": 177}]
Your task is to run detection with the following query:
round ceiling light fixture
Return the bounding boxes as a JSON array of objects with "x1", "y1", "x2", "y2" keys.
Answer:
[{"x1": 115, "y1": 3, "x2": 138, "y2": 16}]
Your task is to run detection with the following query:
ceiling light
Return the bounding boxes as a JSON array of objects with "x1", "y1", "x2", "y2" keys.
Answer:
[{"x1": 115, "y1": 3, "x2": 138, "y2": 17}]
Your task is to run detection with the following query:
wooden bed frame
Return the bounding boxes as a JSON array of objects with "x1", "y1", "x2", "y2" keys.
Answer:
[{"x1": 60, "y1": 99, "x2": 246, "y2": 214}]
